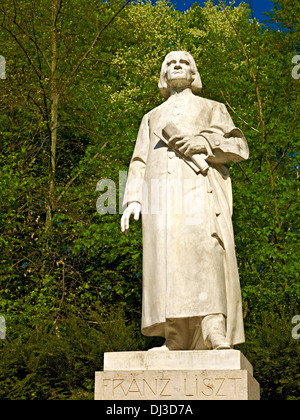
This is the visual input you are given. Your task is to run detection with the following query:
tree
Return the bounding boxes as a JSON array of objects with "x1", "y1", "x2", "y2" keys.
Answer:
[{"x1": 0, "y1": 0, "x2": 132, "y2": 231}]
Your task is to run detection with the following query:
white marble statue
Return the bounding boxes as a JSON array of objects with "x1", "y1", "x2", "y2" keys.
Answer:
[{"x1": 121, "y1": 51, "x2": 249, "y2": 351}]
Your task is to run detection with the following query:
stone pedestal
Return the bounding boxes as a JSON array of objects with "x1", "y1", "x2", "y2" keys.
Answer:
[{"x1": 95, "y1": 350, "x2": 260, "y2": 400}]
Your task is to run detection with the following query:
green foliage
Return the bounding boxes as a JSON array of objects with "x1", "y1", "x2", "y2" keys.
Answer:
[
  {"x1": 239, "y1": 309, "x2": 300, "y2": 400},
  {"x1": 0, "y1": 306, "x2": 146, "y2": 400},
  {"x1": 0, "y1": 0, "x2": 299, "y2": 399}
]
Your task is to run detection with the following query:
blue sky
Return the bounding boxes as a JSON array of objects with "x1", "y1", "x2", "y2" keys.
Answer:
[{"x1": 170, "y1": 0, "x2": 274, "y2": 23}]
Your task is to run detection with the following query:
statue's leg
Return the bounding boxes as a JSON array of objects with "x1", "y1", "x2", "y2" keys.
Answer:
[
  {"x1": 188, "y1": 317, "x2": 208, "y2": 350},
  {"x1": 148, "y1": 315, "x2": 231, "y2": 351},
  {"x1": 201, "y1": 314, "x2": 231, "y2": 350},
  {"x1": 148, "y1": 318, "x2": 190, "y2": 351}
]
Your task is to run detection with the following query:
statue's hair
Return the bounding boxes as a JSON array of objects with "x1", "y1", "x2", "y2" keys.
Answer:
[{"x1": 158, "y1": 51, "x2": 202, "y2": 99}]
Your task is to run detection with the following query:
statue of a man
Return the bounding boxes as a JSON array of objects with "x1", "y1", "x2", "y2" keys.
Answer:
[{"x1": 121, "y1": 51, "x2": 249, "y2": 351}]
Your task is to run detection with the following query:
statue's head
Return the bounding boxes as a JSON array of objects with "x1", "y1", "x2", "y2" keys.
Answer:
[{"x1": 158, "y1": 51, "x2": 202, "y2": 99}]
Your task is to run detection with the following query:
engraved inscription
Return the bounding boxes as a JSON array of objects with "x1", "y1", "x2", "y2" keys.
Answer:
[
  {"x1": 183, "y1": 375, "x2": 241, "y2": 398},
  {"x1": 160, "y1": 379, "x2": 172, "y2": 397},
  {"x1": 202, "y1": 378, "x2": 214, "y2": 397},
  {"x1": 103, "y1": 377, "x2": 172, "y2": 398},
  {"x1": 101, "y1": 374, "x2": 244, "y2": 399},
  {"x1": 215, "y1": 378, "x2": 227, "y2": 396}
]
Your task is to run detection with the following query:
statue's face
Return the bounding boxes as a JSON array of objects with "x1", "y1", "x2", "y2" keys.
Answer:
[{"x1": 165, "y1": 52, "x2": 193, "y2": 89}]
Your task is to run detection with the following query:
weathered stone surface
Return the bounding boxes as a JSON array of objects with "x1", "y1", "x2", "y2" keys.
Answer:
[
  {"x1": 121, "y1": 51, "x2": 249, "y2": 349},
  {"x1": 95, "y1": 351, "x2": 260, "y2": 400},
  {"x1": 104, "y1": 350, "x2": 253, "y2": 375},
  {"x1": 95, "y1": 369, "x2": 260, "y2": 400}
]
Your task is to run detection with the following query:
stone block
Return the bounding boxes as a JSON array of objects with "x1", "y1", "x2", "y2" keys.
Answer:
[
  {"x1": 103, "y1": 350, "x2": 253, "y2": 375},
  {"x1": 95, "y1": 369, "x2": 260, "y2": 400},
  {"x1": 95, "y1": 350, "x2": 260, "y2": 400}
]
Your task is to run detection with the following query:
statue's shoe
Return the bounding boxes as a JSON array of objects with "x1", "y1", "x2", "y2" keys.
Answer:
[
  {"x1": 214, "y1": 343, "x2": 231, "y2": 350},
  {"x1": 148, "y1": 344, "x2": 170, "y2": 351},
  {"x1": 208, "y1": 332, "x2": 231, "y2": 350}
]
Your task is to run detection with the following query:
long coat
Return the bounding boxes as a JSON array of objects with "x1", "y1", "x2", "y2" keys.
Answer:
[{"x1": 123, "y1": 89, "x2": 249, "y2": 347}]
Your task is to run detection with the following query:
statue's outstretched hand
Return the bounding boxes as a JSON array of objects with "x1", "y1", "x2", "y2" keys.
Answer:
[{"x1": 121, "y1": 202, "x2": 142, "y2": 233}]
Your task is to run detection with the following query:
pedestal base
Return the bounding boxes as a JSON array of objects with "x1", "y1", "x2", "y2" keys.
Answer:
[{"x1": 95, "y1": 350, "x2": 260, "y2": 400}]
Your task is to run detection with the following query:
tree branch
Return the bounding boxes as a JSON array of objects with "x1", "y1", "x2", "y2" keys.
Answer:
[
  {"x1": 216, "y1": 82, "x2": 261, "y2": 133},
  {"x1": 60, "y1": 0, "x2": 132, "y2": 95},
  {"x1": 217, "y1": 1, "x2": 266, "y2": 141}
]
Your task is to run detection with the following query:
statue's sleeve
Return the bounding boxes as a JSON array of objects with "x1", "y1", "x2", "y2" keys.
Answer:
[
  {"x1": 123, "y1": 113, "x2": 150, "y2": 209},
  {"x1": 199, "y1": 103, "x2": 249, "y2": 164}
]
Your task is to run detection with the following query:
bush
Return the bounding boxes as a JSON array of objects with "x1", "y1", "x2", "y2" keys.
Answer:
[
  {"x1": 0, "y1": 306, "x2": 146, "y2": 400},
  {"x1": 238, "y1": 309, "x2": 300, "y2": 400},
  {"x1": 1, "y1": 307, "x2": 299, "y2": 399}
]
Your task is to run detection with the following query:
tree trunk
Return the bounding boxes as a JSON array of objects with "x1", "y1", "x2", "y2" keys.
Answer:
[{"x1": 45, "y1": 0, "x2": 59, "y2": 232}]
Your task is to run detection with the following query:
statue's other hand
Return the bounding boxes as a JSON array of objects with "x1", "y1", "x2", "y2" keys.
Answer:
[
  {"x1": 175, "y1": 136, "x2": 207, "y2": 158},
  {"x1": 121, "y1": 202, "x2": 141, "y2": 233}
]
